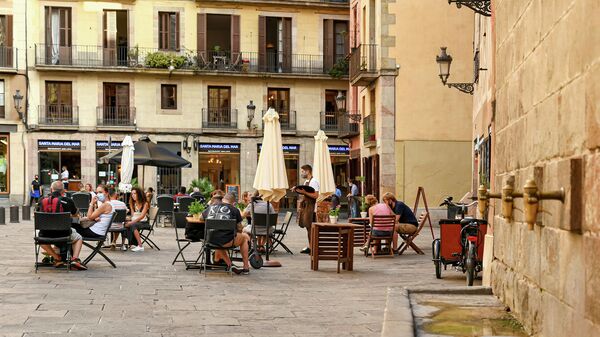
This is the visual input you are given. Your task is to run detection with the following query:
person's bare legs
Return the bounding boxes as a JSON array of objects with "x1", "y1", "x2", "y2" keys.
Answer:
[
  {"x1": 111, "y1": 232, "x2": 119, "y2": 244},
  {"x1": 41, "y1": 245, "x2": 61, "y2": 261},
  {"x1": 71, "y1": 239, "x2": 83, "y2": 259},
  {"x1": 215, "y1": 249, "x2": 231, "y2": 266},
  {"x1": 234, "y1": 233, "x2": 250, "y2": 269}
]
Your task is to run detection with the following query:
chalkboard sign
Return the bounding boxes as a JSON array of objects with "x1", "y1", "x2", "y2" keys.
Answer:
[{"x1": 226, "y1": 184, "x2": 241, "y2": 201}]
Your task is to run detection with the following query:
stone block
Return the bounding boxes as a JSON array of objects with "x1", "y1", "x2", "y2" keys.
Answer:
[
  {"x1": 516, "y1": 222, "x2": 541, "y2": 283},
  {"x1": 558, "y1": 231, "x2": 585, "y2": 311},
  {"x1": 557, "y1": 78, "x2": 586, "y2": 157},
  {"x1": 583, "y1": 153, "x2": 600, "y2": 233},
  {"x1": 584, "y1": 234, "x2": 600, "y2": 325},
  {"x1": 540, "y1": 227, "x2": 560, "y2": 295},
  {"x1": 541, "y1": 291, "x2": 574, "y2": 337},
  {"x1": 585, "y1": 63, "x2": 600, "y2": 150}
]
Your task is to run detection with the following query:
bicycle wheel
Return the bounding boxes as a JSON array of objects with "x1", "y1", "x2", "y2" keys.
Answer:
[
  {"x1": 466, "y1": 241, "x2": 476, "y2": 286},
  {"x1": 432, "y1": 239, "x2": 442, "y2": 279}
]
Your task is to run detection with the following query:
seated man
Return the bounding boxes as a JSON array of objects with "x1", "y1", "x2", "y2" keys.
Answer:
[
  {"x1": 382, "y1": 192, "x2": 418, "y2": 250},
  {"x1": 37, "y1": 181, "x2": 87, "y2": 270},
  {"x1": 242, "y1": 191, "x2": 276, "y2": 251},
  {"x1": 172, "y1": 186, "x2": 188, "y2": 202},
  {"x1": 202, "y1": 192, "x2": 250, "y2": 275}
]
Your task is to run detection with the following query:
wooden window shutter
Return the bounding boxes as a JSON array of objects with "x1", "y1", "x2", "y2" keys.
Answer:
[
  {"x1": 159, "y1": 12, "x2": 166, "y2": 49},
  {"x1": 343, "y1": 21, "x2": 349, "y2": 57},
  {"x1": 175, "y1": 12, "x2": 180, "y2": 50},
  {"x1": 45, "y1": 7, "x2": 51, "y2": 45},
  {"x1": 231, "y1": 15, "x2": 240, "y2": 56},
  {"x1": 258, "y1": 16, "x2": 266, "y2": 70},
  {"x1": 6, "y1": 15, "x2": 12, "y2": 67},
  {"x1": 196, "y1": 13, "x2": 206, "y2": 56},
  {"x1": 282, "y1": 17, "x2": 292, "y2": 71},
  {"x1": 323, "y1": 19, "x2": 333, "y2": 71}
]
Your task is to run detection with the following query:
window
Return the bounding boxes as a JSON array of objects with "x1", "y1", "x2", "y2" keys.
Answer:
[
  {"x1": 0, "y1": 15, "x2": 13, "y2": 68},
  {"x1": 268, "y1": 88, "x2": 290, "y2": 126},
  {"x1": 45, "y1": 7, "x2": 71, "y2": 65},
  {"x1": 208, "y1": 86, "x2": 231, "y2": 110},
  {"x1": 45, "y1": 81, "x2": 73, "y2": 122},
  {"x1": 158, "y1": 12, "x2": 179, "y2": 51},
  {"x1": 0, "y1": 80, "x2": 4, "y2": 118},
  {"x1": 323, "y1": 20, "x2": 348, "y2": 70},
  {"x1": 161, "y1": 84, "x2": 177, "y2": 109},
  {"x1": 334, "y1": 21, "x2": 349, "y2": 62}
]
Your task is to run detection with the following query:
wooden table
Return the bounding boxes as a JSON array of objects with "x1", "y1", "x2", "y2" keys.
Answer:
[
  {"x1": 310, "y1": 222, "x2": 363, "y2": 273},
  {"x1": 348, "y1": 217, "x2": 371, "y2": 246},
  {"x1": 186, "y1": 217, "x2": 204, "y2": 224}
]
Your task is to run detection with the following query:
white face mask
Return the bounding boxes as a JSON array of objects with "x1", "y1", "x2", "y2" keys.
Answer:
[{"x1": 97, "y1": 193, "x2": 106, "y2": 202}]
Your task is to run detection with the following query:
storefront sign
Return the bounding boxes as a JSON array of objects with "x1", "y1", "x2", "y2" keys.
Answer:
[
  {"x1": 38, "y1": 140, "x2": 81, "y2": 151},
  {"x1": 328, "y1": 145, "x2": 350, "y2": 155},
  {"x1": 96, "y1": 141, "x2": 123, "y2": 150},
  {"x1": 198, "y1": 143, "x2": 240, "y2": 153},
  {"x1": 257, "y1": 144, "x2": 300, "y2": 154}
]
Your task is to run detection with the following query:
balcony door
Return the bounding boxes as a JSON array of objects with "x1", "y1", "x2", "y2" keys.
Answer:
[
  {"x1": 45, "y1": 7, "x2": 71, "y2": 65},
  {"x1": 103, "y1": 83, "x2": 129, "y2": 125},
  {"x1": 0, "y1": 15, "x2": 13, "y2": 68},
  {"x1": 324, "y1": 90, "x2": 343, "y2": 131},
  {"x1": 197, "y1": 14, "x2": 240, "y2": 68},
  {"x1": 103, "y1": 10, "x2": 128, "y2": 66},
  {"x1": 207, "y1": 86, "x2": 231, "y2": 127},
  {"x1": 45, "y1": 81, "x2": 72, "y2": 124},
  {"x1": 258, "y1": 16, "x2": 292, "y2": 72},
  {"x1": 323, "y1": 20, "x2": 349, "y2": 71},
  {"x1": 267, "y1": 88, "x2": 290, "y2": 127}
]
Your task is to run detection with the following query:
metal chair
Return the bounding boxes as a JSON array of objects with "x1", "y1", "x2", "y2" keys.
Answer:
[
  {"x1": 72, "y1": 192, "x2": 91, "y2": 216},
  {"x1": 172, "y1": 212, "x2": 203, "y2": 268},
  {"x1": 107, "y1": 209, "x2": 128, "y2": 249},
  {"x1": 190, "y1": 192, "x2": 205, "y2": 203},
  {"x1": 201, "y1": 219, "x2": 238, "y2": 276},
  {"x1": 81, "y1": 212, "x2": 118, "y2": 268},
  {"x1": 269, "y1": 211, "x2": 294, "y2": 255},
  {"x1": 156, "y1": 195, "x2": 174, "y2": 227},
  {"x1": 33, "y1": 212, "x2": 72, "y2": 273},
  {"x1": 177, "y1": 196, "x2": 195, "y2": 214}
]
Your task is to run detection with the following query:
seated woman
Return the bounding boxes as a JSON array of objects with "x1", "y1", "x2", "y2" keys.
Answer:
[
  {"x1": 125, "y1": 187, "x2": 149, "y2": 252},
  {"x1": 75, "y1": 185, "x2": 114, "y2": 240},
  {"x1": 360, "y1": 195, "x2": 395, "y2": 252}
]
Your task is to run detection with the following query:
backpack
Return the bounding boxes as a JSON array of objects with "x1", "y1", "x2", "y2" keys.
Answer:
[{"x1": 41, "y1": 195, "x2": 65, "y2": 213}]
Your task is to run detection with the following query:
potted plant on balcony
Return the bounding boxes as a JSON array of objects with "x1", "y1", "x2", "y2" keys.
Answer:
[
  {"x1": 329, "y1": 205, "x2": 341, "y2": 224},
  {"x1": 328, "y1": 57, "x2": 349, "y2": 79},
  {"x1": 242, "y1": 58, "x2": 250, "y2": 72},
  {"x1": 128, "y1": 45, "x2": 140, "y2": 67},
  {"x1": 188, "y1": 200, "x2": 206, "y2": 220}
]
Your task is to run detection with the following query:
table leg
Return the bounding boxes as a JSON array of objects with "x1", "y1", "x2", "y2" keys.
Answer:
[{"x1": 347, "y1": 229, "x2": 354, "y2": 271}]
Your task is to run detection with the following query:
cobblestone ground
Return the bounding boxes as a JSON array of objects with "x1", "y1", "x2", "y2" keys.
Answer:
[{"x1": 0, "y1": 218, "x2": 477, "y2": 336}]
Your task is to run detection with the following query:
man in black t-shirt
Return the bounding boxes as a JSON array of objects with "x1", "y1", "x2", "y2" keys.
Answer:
[
  {"x1": 382, "y1": 192, "x2": 418, "y2": 251},
  {"x1": 202, "y1": 193, "x2": 250, "y2": 275},
  {"x1": 30, "y1": 175, "x2": 42, "y2": 206}
]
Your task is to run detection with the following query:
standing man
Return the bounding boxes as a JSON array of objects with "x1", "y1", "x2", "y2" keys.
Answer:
[
  {"x1": 347, "y1": 179, "x2": 360, "y2": 218},
  {"x1": 30, "y1": 175, "x2": 42, "y2": 206},
  {"x1": 60, "y1": 166, "x2": 69, "y2": 190},
  {"x1": 294, "y1": 164, "x2": 320, "y2": 254}
]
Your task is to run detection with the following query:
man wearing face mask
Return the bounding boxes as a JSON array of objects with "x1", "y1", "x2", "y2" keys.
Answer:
[
  {"x1": 30, "y1": 175, "x2": 42, "y2": 206},
  {"x1": 293, "y1": 164, "x2": 320, "y2": 254},
  {"x1": 74, "y1": 185, "x2": 114, "y2": 239}
]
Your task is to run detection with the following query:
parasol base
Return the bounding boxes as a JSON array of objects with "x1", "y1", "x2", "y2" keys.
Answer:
[{"x1": 263, "y1": 260, "x2": 282, "y2": 267}]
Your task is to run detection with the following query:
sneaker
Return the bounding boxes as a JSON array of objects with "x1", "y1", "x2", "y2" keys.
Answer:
[
  {"x1": 300, "y1": 247, "x2": 311, "y2": 254},
  {"x1": 69, "y1": 258, "x2": 88, "y2": 271},
  {"x1": 131, "y1": 246, "x2": 144, "y2": 252},
  {"x1": 109, "y1": 243, "x2": 116, "y2": 251},
  {"x1": 231, "y1": 266, "x2": 250, "y2": 275}
]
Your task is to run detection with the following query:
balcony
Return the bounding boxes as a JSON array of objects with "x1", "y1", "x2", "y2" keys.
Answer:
[
  {"x1": 262, "y1": 109, "x2": 296, "y2": 132},
  {"x1": 350, "y1": 44, "x2": 378, "y2": 86},
  {"x1": 96, "y1": 106, "x2": 136, "y2": 129},
  {"x1": 38, "y1": 105, "x2": 79, "y2": 128},
  {"x1": 195, "y1": 0, "x2": 348, "y2": 8},
  {"x1": 0, "y1": 46, "x2": 17, "y2": 71},
  {"x1": 363, "y1": 114, "x2": 376, "y2": 147},
  {"x1": 202, "y1": 108, "x2": 238, "y2": 130},
  {"x1": 337, "y1": 110, "x2": 360, "y2": 139},
  {"x1": 320, "y1": 111, "x2": 339, "y2": 134},
  {"x1": 34, "y1": 45, "x2": 346, "y2": 79}
]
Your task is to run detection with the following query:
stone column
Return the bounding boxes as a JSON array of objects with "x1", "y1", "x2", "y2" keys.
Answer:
[{"x1": 379, "y1": 73, "x2": 396, "y2": 196}]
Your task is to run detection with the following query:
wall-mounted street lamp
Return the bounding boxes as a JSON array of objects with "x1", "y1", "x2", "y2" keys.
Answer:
[
  {"x1": 246, "y1": 100, "x2": 256, "y2": 128},
  {"x1": 13, "y1": 89, "x2": 23, "y2": 119},
  {"x1": 335, "y1": 91, "x2": 346, "y2": 113},
  {"x1": 435, "y1": 47, "x2": 487, "y2": 95},
  {"x1": 182, "y1": 135, "x2": 192, "y2": 154},
  {"x1": 446, "y1": 0, "x2": 491, "y2": 17}
]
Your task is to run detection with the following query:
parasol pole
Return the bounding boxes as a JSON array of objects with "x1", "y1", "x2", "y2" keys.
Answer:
[{"x1": 263, "y1": 200, "x2": 281, "y2": 267}]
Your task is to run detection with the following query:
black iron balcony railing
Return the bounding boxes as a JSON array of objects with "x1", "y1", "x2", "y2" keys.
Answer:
[
  {"x1": 202, "y1": 108, "x2": 237, "y2": 129},
  {"x1": 363, "y1": 113, "x2": 376, "y2": 145},
  {"x1": 262, "y1": 109, "x2": 296, "y2": 131},
  {"x1": 350, "y1": 44, "x2": 378, "y2": 81},
  {"x1": 38, "y1": 105, "x2": 79, "y2": 126},
  {"x1": 96, "y1": 106, "x2": 136, "y2": 127},
  {"x1": 0, "y1": 46, "x2": 16, "y2": 68},
  {"x1": 337, "y1": 110, "x2": 360, "y2": 138},
  {"x1": 320, "y1": 111, "x2": 339, "y2": 132},
  {"x1": 34, "y1": 44, "x2": 347, "y2": 77}
]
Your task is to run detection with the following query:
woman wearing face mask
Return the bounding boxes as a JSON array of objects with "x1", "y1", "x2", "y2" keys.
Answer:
[
  {"x1": 73, "y1": 185, "x2": 114, "y2": 239},
  {"x1": 125, "y1": 187, "x2": 149, "y2": 252}
]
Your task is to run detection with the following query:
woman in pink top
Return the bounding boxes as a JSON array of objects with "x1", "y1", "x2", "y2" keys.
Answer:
[{"x1": 360, "y1": 195, "x2": 397, "y2": 251}]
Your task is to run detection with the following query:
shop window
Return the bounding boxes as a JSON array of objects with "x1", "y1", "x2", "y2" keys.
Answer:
[
  {"x1": 161, "y1": 84, "x2": 177, "y2": 109},
  {"x1": 0, "y1": 80, "x2": 4, "y2": 118},
  {"x1": 0, "y1": 135, "x2": 8, "y2": 192},
  {"x1": 198, "y1": 143, "x2": 240, "y2": 191},
  {"x1": 158, "y1": 142, "x2": 182, "y2": 195},
  {"x1": 158, "y1": 12, "x2": 179, "y2": 51}
]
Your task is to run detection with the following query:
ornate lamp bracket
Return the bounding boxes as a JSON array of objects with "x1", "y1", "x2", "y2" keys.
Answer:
[{"x1": 448, "y1": 0, "x2": 491, "y2": 17}]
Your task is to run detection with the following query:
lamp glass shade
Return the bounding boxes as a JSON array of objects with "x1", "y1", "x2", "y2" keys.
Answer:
[
  {"x1": 436, "y1": 47, "x2": 452, "y2": 84},
  {"x1": 13, "y1": 90, "x2": 23, "y2": 111},
  {"x1": 246, "y1": 100, "x2": 256, "y2": 118},
  {"x1": 335, "y1": 91, "x2": 346, "y2": 111}
]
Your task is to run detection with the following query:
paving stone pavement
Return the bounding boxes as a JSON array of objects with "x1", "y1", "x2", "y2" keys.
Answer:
[{"x1": 0, "y1": 217, "x2": 477, "y2": 336}]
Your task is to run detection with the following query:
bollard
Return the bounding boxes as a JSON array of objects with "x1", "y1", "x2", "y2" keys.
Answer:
[
  {"x1": 0, "y1": 207, "x2": 4, "y2": 225},
  {"x1": 9, "y1": 205, "x2": 19, "y2": 223},
  {"x1": 22, "y1": 205, "x2": 31, "y2": 221}
]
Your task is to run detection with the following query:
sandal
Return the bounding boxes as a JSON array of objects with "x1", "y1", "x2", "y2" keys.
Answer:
[
  {"x1": 53, "y1": 259, "x2": 65, "y2": 268},
  {"x1": 69, "y1": 258, "x2": 88, "y2": 271}
]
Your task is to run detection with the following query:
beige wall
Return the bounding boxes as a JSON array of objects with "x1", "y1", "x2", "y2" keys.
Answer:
[{"x1": 491, "y1": 0, "x2": 599, "y2": 335}]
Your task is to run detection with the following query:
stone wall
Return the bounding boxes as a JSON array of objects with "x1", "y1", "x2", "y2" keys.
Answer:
[{"x1": 491, "y1": 0, "x2": 599, "y2": 335}]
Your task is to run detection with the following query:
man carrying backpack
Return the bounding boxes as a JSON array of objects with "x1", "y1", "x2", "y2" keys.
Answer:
[{"x1": 38, "y1": 181, "x2": 87, "y2": 270}]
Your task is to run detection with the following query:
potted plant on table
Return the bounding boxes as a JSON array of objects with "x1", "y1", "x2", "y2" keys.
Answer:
[
  {"x1": 360, "y1": 196, "x2": 368, "y2": 218},
  {"x1": 188, "y1": 201, "x2": 206, "y2": 220},
  {"x1": 329, "y1": 205, "x2": 341, "y2": 224}
]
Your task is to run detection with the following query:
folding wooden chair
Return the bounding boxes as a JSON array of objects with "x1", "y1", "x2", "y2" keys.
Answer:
[
  {"x1": 365, "y1": 215, "x2": 396, "y2": 259},
  {"x1": 269, "y1": 211, "x2": 294, "y2": 255},
  {"x1": 396, "y1": 211, "x2": 429, "y2": 255},
  {"x1": 82, "y1": 212, "x2": 118, "y2": 268}
]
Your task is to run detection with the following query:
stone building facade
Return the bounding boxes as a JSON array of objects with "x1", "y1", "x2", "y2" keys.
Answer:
[{"x1": 485, "y1": 0, "x2": 599, "y2": 335}]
